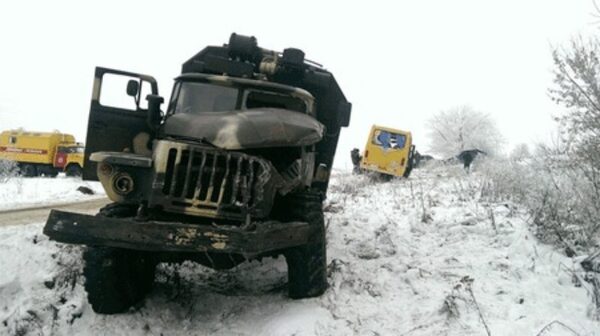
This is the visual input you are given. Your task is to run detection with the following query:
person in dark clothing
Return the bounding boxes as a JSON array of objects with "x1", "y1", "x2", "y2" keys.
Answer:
[
  {"x1": 457, "y1": 149, "x2": 486, "y2": 171},
  {"x1": 413, "y1": 151, "x2": 422, "y2": 168},
  {"x1": 351, "y1": 148, "x2": 362, "y2": 174}
]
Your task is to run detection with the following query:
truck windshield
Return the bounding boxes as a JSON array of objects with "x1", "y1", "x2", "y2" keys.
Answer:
[
  {"x1": 173, "y1": 82, "x2": 307, "y2": 114},
  {"x1": 58, "y1": 146, "x2": 84, "y2": 154},
  {"x1": 175, "y1": 82, "x2": 239, "y2": 114}
]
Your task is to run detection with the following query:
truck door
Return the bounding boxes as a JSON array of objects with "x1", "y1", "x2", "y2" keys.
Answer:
[{"x1": 83, "y1": 67, "x2": 159, "y2": 181}]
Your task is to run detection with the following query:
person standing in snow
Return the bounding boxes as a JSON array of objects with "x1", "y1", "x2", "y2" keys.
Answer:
[
  {"x1": 351, "y1": 148, "x2": 362, "y2": 174},
  {"x1": 457, "y1": 149, "x2": 486, "y2": 172}
]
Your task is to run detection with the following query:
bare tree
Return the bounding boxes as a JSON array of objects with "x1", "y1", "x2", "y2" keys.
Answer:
[{"x1": 426, "y1": 105, "x2": 504, "y2": 158}]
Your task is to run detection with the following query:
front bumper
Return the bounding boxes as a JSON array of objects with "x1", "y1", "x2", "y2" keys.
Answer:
[{"x1": 43, "y1": 210, "x2": 312, "y2": 258}]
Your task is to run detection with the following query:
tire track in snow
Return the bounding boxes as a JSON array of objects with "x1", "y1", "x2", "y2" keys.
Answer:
[{"x1": 0, "y1": 198, "x2": 109, "y2": 227}]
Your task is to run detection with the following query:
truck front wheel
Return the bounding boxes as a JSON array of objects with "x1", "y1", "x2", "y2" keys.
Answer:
[
  {"x1": 66, "y1": 164, "x2": 82, "y2": 177},
  {"x1": 83, "y1": 247, "x2": 157, "y2": 314},
  {"x1": 282, "y1": 191, "x2": 328, "y2": 299},
  {"x1": 83, "y1": 203, "x2": 156, "y2": 314}
]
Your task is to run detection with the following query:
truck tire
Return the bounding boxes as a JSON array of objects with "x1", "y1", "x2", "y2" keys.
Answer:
[
  {"x1": 97, "y1": 202, "x2": 138, "y2": 218},
  {"x1": 377, "y1": 173, "x2": 394, "y2": 182},
  {"x1": 83, "y1": 203, "x2": 156, "y2": 314},
  {"x1": 46, "y1": 169, "x2": 59, "y2": 178},
  {"x1": 21, "y1": 164, "x2": 37, "y2": 177},
  {"x1": 83, "y1": 247, "x2": 157, "y2": 314},
  {"x1": 282, "y1": 191, "x2": 328, "y2": 299},
  {"x1": 66, "y1": 164, "x2": 83, "y2": 177},
  {"x1": 403, "y1": 158, "x2": 414, "y2": 178}
]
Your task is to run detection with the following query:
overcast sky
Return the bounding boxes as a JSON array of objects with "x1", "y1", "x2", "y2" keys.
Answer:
[{"x1": 0, "y1": 0, "x2": 596, "y2": 168}]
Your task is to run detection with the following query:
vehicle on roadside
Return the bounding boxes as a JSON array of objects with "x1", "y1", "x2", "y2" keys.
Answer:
[
  {"x1": 0, "y1": 130, "x2": 84, "y2": 177},
  {"x1": 44, "y1": 33, "x2": 352, "y2": 314},
  {"x1": 352, "y1": 125, "x2": 416, "y2": 179}
]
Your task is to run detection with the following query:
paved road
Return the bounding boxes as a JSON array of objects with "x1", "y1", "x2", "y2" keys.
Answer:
[{"x1": 0, "y1": 198, "x2": 110, "y2": 227}]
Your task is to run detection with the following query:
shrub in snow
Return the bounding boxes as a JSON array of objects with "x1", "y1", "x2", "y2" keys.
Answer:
[
  {"x1": 482, "y1": 151, "x2": 600, "y2": 318},
  {"x1": 533, "y1": 35, "x2": 600, "y2": 250},
  {"x1": 480, "y1": 150, "x2": 600, "y2": 251},
  {"x1": 0, "y1": 159, "x2": 19, "y2": 183}
]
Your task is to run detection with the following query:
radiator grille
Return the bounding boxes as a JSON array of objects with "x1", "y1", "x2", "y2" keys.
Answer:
[{"x1": 153, "y1": 144, "x2": 273, "y2": 220}]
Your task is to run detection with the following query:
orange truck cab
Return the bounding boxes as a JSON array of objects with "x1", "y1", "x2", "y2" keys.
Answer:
[
  {"x1": 0, "y1": 130, "x2": 85, "y2": 177},
  {"x1": 55, "y1": 144, "x2": 85, "y2": 176}
]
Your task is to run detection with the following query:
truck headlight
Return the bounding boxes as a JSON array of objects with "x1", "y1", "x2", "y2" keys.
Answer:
[{"x1": 111, "y1": 173, "x2": 135, "y2": 195}]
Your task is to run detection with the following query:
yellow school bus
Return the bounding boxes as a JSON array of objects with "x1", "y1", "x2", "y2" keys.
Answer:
[{"x1": 360, "y1": 125, "x2": 415, "y2": 178}]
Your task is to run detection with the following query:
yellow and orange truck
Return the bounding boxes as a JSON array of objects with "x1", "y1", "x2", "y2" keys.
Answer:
[{"x1": 0, "y1": 130, "x2": 84, "y2": 177}]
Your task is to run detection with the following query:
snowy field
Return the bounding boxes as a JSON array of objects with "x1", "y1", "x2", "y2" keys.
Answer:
[
  {"x1": 0, "y1": 176, "x2": 105, "y2": 211},
  {"x1": 0, "y1": 168, "x2": 598, "y2": 335}
]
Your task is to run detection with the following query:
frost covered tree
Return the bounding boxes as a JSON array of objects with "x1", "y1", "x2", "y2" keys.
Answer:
[
  {"x1": 490, "y1": 36, "x2": 600, "y2": 250},
  {"x1": 550, "y1": 36, "x2": 600, "y2": 163},
  {"x1": 510, "y1": 143, "x2": 530, "y2": 162},
  {"x1": 550, "y1": 37, "x2": 600, "y2": 221},
  {"x1": 426, "y1": 105, "x2": 504, "y2": 158},
  {"x1": 544, "y1": 36, "x2": 600, "y2": 246}
]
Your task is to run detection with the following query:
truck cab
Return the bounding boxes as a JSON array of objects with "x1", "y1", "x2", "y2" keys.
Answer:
[
  {"x1": 55, "y1": 144, "x2": 84, "y2": 176},
  {"x1": 91, "y1": 73, "x2": 323, "y2": 222}
]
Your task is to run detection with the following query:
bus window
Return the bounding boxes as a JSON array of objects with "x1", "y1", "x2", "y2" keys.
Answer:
[{"x1": 373, "y1": 130, "x2": 406, "y2": 150}]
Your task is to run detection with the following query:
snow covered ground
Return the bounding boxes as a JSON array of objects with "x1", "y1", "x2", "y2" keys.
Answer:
[
  {"x1": 0, "y1": 175, "x2": 105, "y2": 211},
  {"x1": 0, "y1": 168, "x2": 598, "y2": 335}
]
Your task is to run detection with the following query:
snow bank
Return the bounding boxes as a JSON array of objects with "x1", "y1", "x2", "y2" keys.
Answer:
[
  {"x1": 0, "y1": 176, "x2": 104, "y2": 211},
  {"x1": 0, "y1": 169, "x2": 598, "y2": 335}
]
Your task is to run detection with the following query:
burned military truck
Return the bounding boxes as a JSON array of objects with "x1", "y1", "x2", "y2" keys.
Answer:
[{"x1": 43, "y1": 33, "x2": 351, "y2": 314}]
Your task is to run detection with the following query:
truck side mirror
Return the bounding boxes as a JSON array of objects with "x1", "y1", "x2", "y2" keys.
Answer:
[
  {"x1": 126, "y1": 80, "x2": 140, "y2": 97},
  {"x1": 338, "y1": 101, "x2": 352, "y2": 127},
  {"x1": 146, "y1": 94, "x2": 164, "y2": 131}
]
